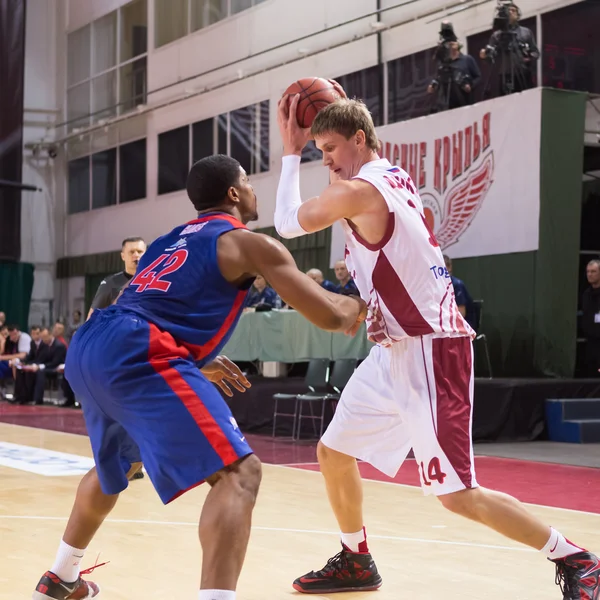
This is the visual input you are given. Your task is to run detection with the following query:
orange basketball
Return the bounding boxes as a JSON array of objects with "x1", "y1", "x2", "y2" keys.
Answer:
[{"x1": 282, "y1": 77, "x2": 344, "y2": 128}]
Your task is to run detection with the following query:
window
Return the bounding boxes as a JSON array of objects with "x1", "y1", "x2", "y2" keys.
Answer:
[
  {"x1": 92, "y1": 12, "x2": 117, "y2": 75},
  {"x1": 92, "y1": 71, "x2": 117, "y2": 121},
  {"x1": 387, "y1": 48, "x2": 438, "y2": 124},
  {"x1": 119, "y1": 139, "x2": 147, "y2": 202},
  {"x1": 191, "y1": 0, "x2": 227, "y2": 32},
  {"x1": 541, "y1": 0, "x2": 600, "y2": 94},
  {"x1": 68, "y1": 158, "x2": 91, "y2": 214},
  {"x1": 466, "y1": 17, "x2": 537, "y2": 102},
  {"x1": 228, "y1": 102, "x2": 269, "y2": 174},
  {"x1": 155, "y1": 0, "x2": 267, "y2": 47},
  {"x1": 67, "y1": 25, "x2": 91, "y2": 86},
  {"x1": 155, "y1": 0, "x2": 187, "y2": 47},
  {"x1": 66, "y1": 2, "x2": 148, "y2": 132},
  {"x1": 192, "y1": 118, "x2": 215, "y2": 163},
  {"x1": 67, "y1": 83, "x2": 91, "y2": 129},
  {"x1": 92, "y1": 149, "x2": 118, "y2": 209},
  {"x1": 67, "y1": 138, "x2": 147, "y2": 214},
  {"x1": 121, "y1": 0, "x2": 148, "y2": 61},
  {"x1": 120, "y1": 57, "x2": 147, "y2": 112},
  {"x1": 336, "y1": 65, "x2": 383, "y2": 126},
  {"x1": 158, "y1": 126, "x2": 190, "y2": 195}
]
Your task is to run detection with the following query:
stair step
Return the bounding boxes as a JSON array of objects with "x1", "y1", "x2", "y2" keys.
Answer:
[
  {"x1": 547, "y1": 398, "x2": 600, "y2": 420},
  {"x1": 564, "y1": 420, "x2": 600, "y2": 443}
]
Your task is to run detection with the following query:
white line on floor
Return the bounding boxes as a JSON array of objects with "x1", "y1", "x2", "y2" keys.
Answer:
[{"x1": 0, "y1": 515, "x2": 534, "y2": 553}]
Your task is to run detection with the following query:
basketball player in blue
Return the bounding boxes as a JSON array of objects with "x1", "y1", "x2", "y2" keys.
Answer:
[{"x1": 32, "y1": 154, "x2": 367, "y2": 600}]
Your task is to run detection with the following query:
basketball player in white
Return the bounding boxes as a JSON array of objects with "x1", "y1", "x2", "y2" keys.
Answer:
[{"x1": 274, "y1": 90, "x2": 600, "y2": 599}]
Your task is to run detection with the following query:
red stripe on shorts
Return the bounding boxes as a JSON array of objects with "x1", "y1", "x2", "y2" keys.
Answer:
[
  {"x1": 431, "y1": 336, "x2": 474, "y2": 489},
  {"x1": 148, "y1": 324, "x2": 239, "y2": 467}
]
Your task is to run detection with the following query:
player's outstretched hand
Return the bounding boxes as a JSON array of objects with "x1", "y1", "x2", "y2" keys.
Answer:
[
  {"x1": 345, "y1": 296, "x2": 368, "y2": 337},
  {"x1": 277, "y1": 94, "x2": 312, "y2": 156},
  {"x1": 202, "y1": 356, "x2": 251, "y2": 397}
]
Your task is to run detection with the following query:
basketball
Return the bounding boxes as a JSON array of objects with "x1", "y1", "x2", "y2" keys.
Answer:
[{"x1": 282, "y1": 77, "x2": 344, "y2": 128}]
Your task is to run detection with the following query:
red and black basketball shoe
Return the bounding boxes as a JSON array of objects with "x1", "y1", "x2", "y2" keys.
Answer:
[
  {"x1": 32, "y1": 570, "x2": 100, "y2": 599},
  {"x1": 292, "y1": 544, "x2": 382, "y2": 594},
  {"x1": 552, "y1": 551, "x2": 600, "y2": 599}
]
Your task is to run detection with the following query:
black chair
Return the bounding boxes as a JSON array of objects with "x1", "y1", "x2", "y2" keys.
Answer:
[
  {"x1": 295, "y1": 358, "x2": 358, "y2": 440},
  {"x1": 472, "y1": 299, "x2": 492, "y2": 378},
  {"x1": 272, "y1": 358, "x2": 330, "y2": 439}
]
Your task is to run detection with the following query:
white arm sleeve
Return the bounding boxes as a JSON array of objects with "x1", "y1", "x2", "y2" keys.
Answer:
[{"x1": 274, "y1": 155, "x2": 308, "y2": 239}]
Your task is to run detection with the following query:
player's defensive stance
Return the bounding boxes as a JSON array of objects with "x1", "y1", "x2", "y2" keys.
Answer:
[
  {"x1": 32, "y1": 154, "x2": 366, "y2": 600},
  {"x1": 274, "y1": 91, "x2": 600, "y2": 600}
]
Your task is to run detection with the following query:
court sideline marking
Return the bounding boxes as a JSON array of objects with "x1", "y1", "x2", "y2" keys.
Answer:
[{"x1": 0, "y1": 514, "x2": 535, "y2": 553}]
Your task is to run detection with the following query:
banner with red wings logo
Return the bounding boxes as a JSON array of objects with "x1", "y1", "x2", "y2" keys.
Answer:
[{"x1": 330, "y1": 88, "x2": 542, "y2": 261}]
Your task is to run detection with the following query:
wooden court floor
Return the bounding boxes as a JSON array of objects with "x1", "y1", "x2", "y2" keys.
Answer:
[{"x1": 1, "y1": 422, "x2": 599, "y2": 600}]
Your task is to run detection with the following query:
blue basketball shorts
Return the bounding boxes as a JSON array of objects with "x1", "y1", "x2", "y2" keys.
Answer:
[{"x1": 65, "y1": 309, "x2": 253, "y2": 504}]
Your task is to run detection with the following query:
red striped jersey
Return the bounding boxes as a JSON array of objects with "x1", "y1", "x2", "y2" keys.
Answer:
[{"x1": 342, "y1": 159, "x2": 475, "y2": 345}]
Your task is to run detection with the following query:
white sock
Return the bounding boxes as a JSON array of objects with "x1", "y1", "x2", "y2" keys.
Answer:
[
  {"x1": 198, "y1": 591, "x2": 235, "y2": 600},
  {"x1": 341, "y1": 527, "x2": 368, "y2": 553},
  {"x1": 50, "y1": 540, "x2": 86, "y2": 583},
  {"x1": 541, "y1": 527, "x2": 584, "y2": 560}
]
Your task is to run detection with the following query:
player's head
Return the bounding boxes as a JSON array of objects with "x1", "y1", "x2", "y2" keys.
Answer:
[
  {"x1": 253, "y1": 274, "x2": 267, "y2": 291},
  {"x1": 443, "y1": 254, "x2": 453, "y2": 274},
  {"x1": 6, "y1": 324, "x2": 20, "y2": 343},
  {"x1": 30, "y1": 325, "x2": 41, "y2": 343},
  {"x1": 40, "y1": 327, "x2": 53, "y2": 345},
  {"x1": 587, "y1": 259, "x2": 600, "y2": 286},
  {"x1": 334, "y1": 260, "x2": 350, "y2": 283},
  {"x1": 306, "y1": 268, "x2": 324, "y2": 284},
  {"x1": 0, "y1": 311, "x2": 5, "y2": 325},
  {"x1": 187, "y1": 155, "x2": 258, "y2": 224},
  {"x1": 311, "y1": 99, "x2": 379, "y2": 181},
  {"x1": 121, "y1": 237, "x2": 146, "y2": 275}
]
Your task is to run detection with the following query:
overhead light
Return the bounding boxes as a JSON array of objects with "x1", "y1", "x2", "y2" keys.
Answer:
[{"x1": 297, "y1": 47, "x2": 310, "y2": 55}]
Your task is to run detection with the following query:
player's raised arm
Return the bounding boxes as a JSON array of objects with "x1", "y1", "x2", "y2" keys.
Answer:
[
  {"x1": 274, "y1": 94, "x2": 379, "y2": 239},
  {"x1": 218, "y1": 229, "x2": 366, "y2": 334}
]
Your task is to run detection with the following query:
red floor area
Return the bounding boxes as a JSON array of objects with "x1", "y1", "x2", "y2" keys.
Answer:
[
  {"x1": 2, "y1": 402, "x2": 598, "y2": 514},
  {"x1": 291, "y1": 459, "x2": 600, "y2": 514}
]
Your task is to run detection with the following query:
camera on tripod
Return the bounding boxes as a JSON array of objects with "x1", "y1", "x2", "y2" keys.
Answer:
[
  {"x1": 434, "y1": 21, "x2": 458, "y2": 64},
  {"x1": 481, "y1": 1, "x2": 521, "y2": 60}
]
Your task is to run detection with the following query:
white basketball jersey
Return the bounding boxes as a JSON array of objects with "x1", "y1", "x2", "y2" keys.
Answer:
[{"x1": 342, "y1": 158, "x2": 475, "y2": 345}]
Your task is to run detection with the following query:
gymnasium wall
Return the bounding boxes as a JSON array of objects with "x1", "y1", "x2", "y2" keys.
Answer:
[{"x1": 19, "y1": 0, "x2": 588, "y2": 323}]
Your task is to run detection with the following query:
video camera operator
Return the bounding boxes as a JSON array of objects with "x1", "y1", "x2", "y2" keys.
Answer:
[
  {"x1": 427, "y1": 22, "x2": 481, "y2": 112},
  {"x1": 479, "y1": 2, "x2": 539, "y2": 95}
]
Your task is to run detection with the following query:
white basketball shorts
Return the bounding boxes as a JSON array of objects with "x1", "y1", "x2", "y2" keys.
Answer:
[{"x1": 321, "y1": 335, "x2": 478, "y2": 496}]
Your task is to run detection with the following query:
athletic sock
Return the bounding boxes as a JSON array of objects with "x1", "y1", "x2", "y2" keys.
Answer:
[
  {"x1": 198, "y1": 590, "x2": 235, "y2": 600},
  {"x1": 542, "y1": 527, "x2": 585, "y2": 560},
  {"x1": 50, "y1": 540, "x2": 86, "y2": 583},
  {"x1": 341, "y1": 526, "x2": 369, "y2": 553}
]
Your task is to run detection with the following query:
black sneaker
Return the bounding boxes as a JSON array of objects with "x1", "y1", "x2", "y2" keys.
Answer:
[
  {"x1": 32, "y1": 570, "x2": 100, "y2": 599},
  {"x1": 131, "y1": 470, "x2": 145, "y2": 480},
  {"x1": 553, "y1": 551, "x2": 600, "y2": 599},
  {"x1": 292, "y1": 544, "x2": 382, "y2": 594}
]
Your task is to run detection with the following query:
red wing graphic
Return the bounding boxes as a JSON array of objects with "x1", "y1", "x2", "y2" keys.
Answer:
[{"x1": 435, "y1": 152, "x2": 494, "y2": 250}]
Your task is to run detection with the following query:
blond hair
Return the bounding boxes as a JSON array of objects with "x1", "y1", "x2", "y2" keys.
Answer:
[{"x1": 311, "y1": 99, "x2": 379, "y2": 152}]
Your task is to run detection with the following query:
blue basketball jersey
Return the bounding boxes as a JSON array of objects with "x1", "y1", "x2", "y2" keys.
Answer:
[{"x1": 115, "y1": 212, "x2": 252, "y2": 367}]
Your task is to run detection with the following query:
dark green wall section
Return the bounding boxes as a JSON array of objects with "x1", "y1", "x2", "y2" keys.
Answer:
[
  {"x1": 0, "y1": 262, "x2": 34, "y2": 330},
  {"x1": 453, "y1": 252, "x2": 536, "y2": 376},
  {"x1": 534, "y1": 89, "x2": 586, "y2": 376}
]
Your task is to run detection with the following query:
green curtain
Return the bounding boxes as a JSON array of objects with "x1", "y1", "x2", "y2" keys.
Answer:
[{"x1": 0, "y1": 261, "x2": 34, "y2": 329}]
